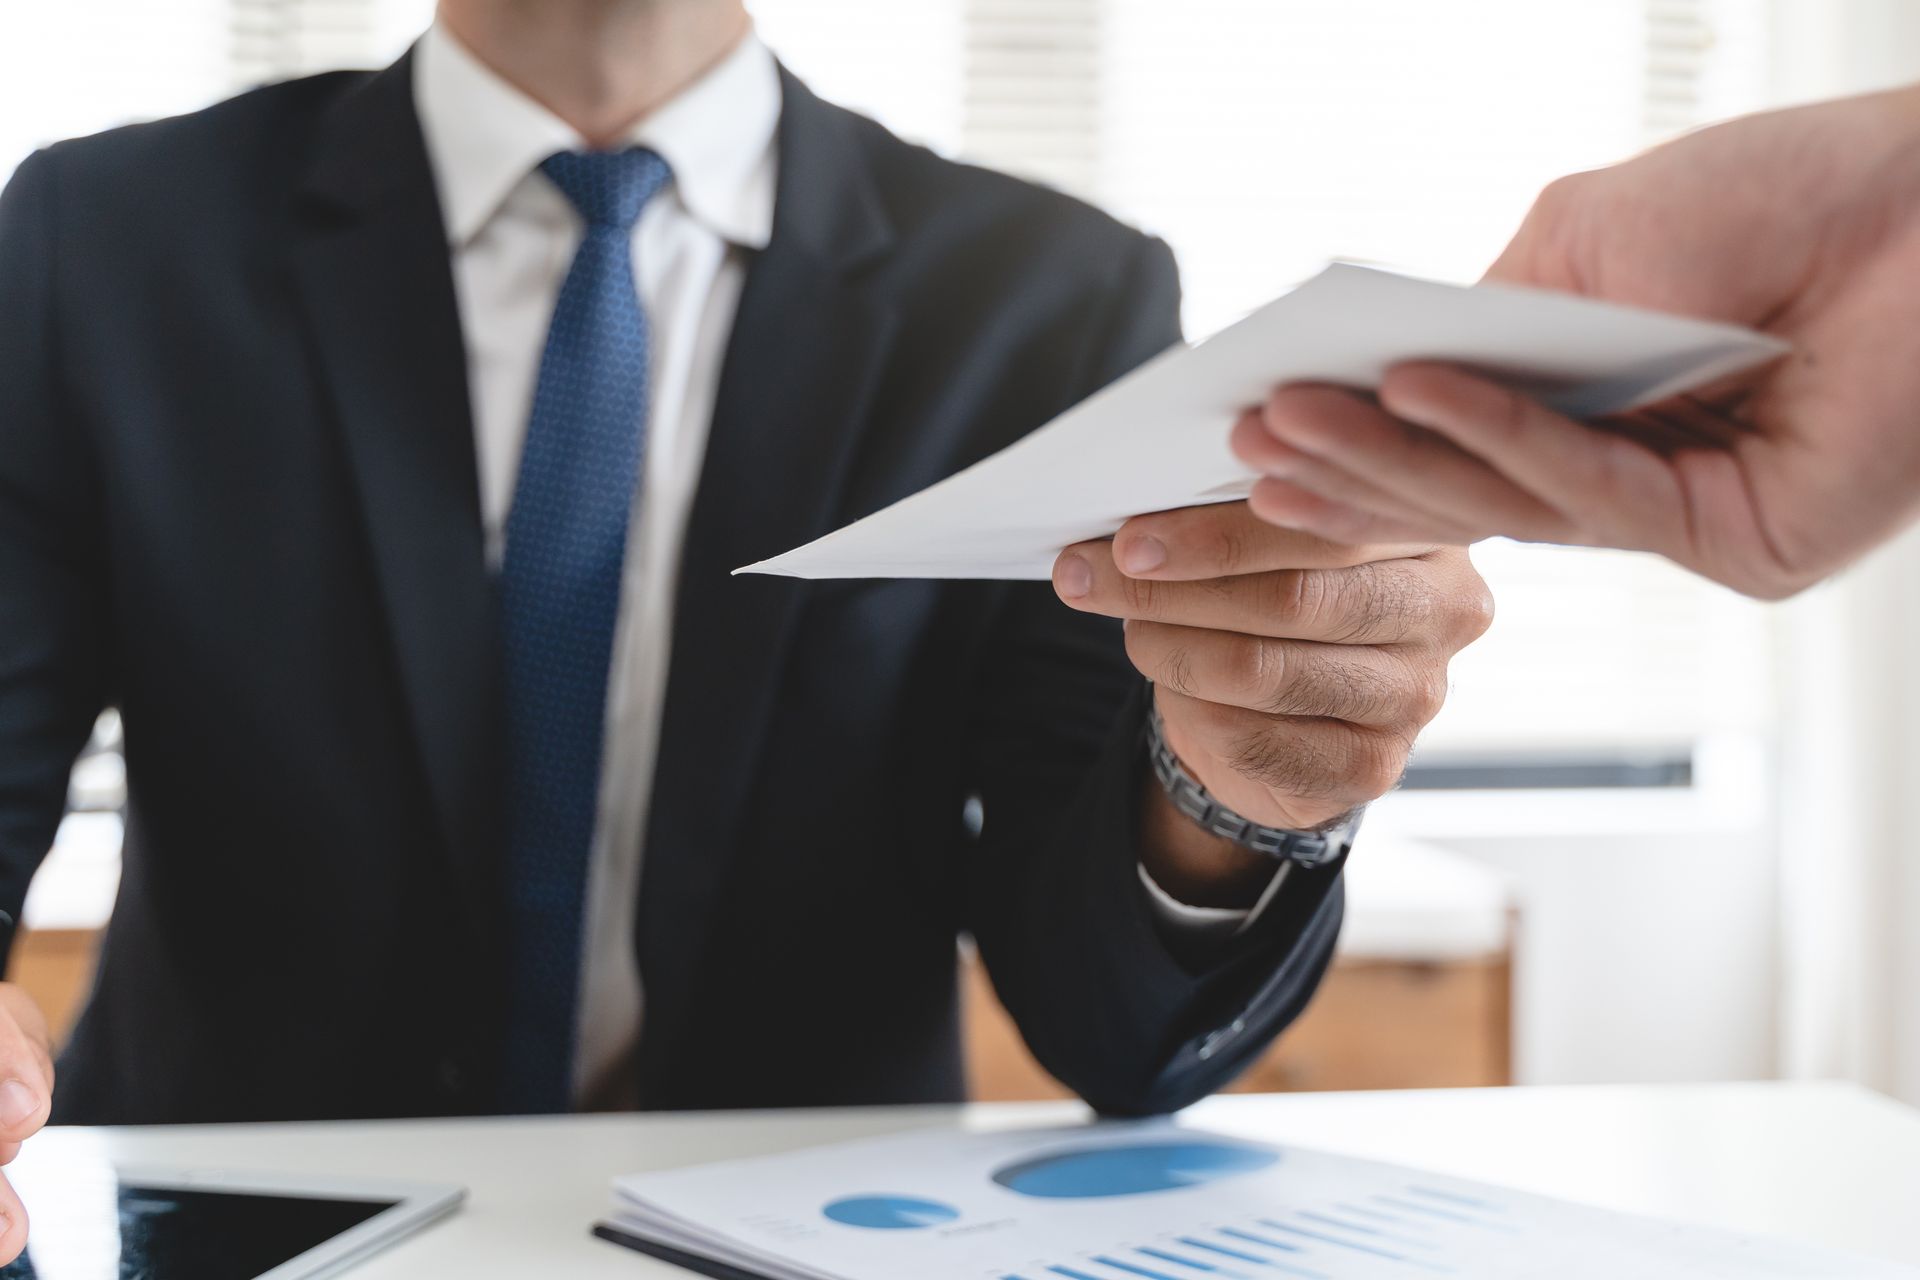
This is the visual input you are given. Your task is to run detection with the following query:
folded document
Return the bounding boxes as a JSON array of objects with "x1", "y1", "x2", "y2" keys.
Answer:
[
  {"x1": 594, "y1": 1120, "x2": 1916, "y2": 1280},
  {"x1": 737, "y1": 264, "x2": 1786, "y2": 580}
]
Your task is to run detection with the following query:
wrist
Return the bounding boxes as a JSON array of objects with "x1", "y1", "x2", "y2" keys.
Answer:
[{"x1": 1139, "y1": 782, "x2": 1282, "y2": 908}]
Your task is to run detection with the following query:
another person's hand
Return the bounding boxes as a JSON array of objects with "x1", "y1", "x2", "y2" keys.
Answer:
[
  {"x1": 1238, "y1": 85, "x2": 1920, "y2": 599},
  {"x1": 1052, "y1": 502, "x2": 1491, "y2": 836},
  {"x1": 0, "y1": 982, "x2": 53, "y2": 1264}
]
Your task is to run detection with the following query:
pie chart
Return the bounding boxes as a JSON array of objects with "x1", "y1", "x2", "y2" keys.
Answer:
[
  {"x1": 991, "y1": 1141, "x2": 1280, "y2": 1199},
  {"x1": 822, "y1": 1195, "x2": 962, "y2": 1230}
]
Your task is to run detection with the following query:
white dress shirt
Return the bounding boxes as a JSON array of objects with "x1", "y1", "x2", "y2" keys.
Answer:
[{"x1": 412, "y1": 22, "x2": 1258, "y2": 1109}]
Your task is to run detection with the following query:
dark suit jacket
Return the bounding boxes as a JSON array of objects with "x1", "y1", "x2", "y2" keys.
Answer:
[{"x1": 0, "y1": 54, "x2": 1344, "y2": 1125}]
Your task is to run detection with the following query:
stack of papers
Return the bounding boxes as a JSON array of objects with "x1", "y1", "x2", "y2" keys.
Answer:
[
  {"x1": 737, "y1": 265, "x2": 1786, "y2": 581},
  {"x1": 595, "y1": 1121, "x2": 1916, "y2": 1279}
]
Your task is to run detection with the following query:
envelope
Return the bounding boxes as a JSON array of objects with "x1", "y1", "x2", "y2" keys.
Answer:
[{"x1": 736, "y1": 264, "x2": 1787, "y2": 580}]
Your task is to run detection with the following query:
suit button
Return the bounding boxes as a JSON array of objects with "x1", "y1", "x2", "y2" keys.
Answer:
[
  {"x1": 1198, "y1": 1018, "x2": 1246, "y2": 1061},
  {"x1": 438, "y1": 1057, "x2": 468, "y2": 1098}
]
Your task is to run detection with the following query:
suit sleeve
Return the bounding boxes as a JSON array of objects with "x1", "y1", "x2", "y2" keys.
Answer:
[
  {"x1": 0, "y1": 150, "x2": 110, "y2": 965},
  {"x1": 961, "y1": 233, "x2": 1344, "y2": 1117}
]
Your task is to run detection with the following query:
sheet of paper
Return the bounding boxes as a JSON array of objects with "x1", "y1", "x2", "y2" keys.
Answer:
[
  {"x1": 736, "y1": 264, "x2": 1786, "y2": 580},
  {"x1": 606, "y1": 1120, "x2": 1916, "y2": 1280}
]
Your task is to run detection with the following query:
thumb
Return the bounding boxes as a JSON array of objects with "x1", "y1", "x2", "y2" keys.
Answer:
[
  {"x1": 1482, "y1": 176, "x2": 1592, "y2": 292},
  {"x1": 0, "y1": 985, "x2": 54, "y2": 1149}
]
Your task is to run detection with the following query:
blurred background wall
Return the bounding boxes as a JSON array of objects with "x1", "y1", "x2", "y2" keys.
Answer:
[{"x1": 4, "y1": 0, "x2": 1919, "y2": 1104}]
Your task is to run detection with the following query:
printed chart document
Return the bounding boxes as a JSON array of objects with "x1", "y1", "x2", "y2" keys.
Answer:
[
  {"x1": 595, "y1": 1121, "x2": 1916, "y2": 1280},
  {"x1": 737, "y1": 264, "x2": 1786, "y2": 580}
]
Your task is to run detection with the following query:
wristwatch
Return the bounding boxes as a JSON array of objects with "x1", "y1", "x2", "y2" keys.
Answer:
[{"x1": 1144, "y1": 698, "x2": 1360, "y2": 867}]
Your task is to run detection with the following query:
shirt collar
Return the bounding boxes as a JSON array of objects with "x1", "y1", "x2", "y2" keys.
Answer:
[{"x1": 413, "y1": 22, "x2": 780, "y2": 251}]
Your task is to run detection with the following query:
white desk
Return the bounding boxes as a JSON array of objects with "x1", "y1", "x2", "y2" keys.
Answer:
[{"x1": 12, "y1": 1082, "x2": 1920, "y2": 1276}]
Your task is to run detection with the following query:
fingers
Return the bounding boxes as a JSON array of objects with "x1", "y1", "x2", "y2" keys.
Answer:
[
  {"x1": 1240, "y1": 364, "x2": 1701, "y2": 561},
  {"x1": 0, "y1": 989, "x2": 54, "y2": 1268},
  {"x1": 1053, "y1": 538, "x2": 1461, "y2": 646},
  {"x1": 0, "y1": 986, "x2": 54, "y2": 1150},
  {"x1": 1247, "y1": 387, "x2": 1572, "y2": 544},
  {"x1": 1124, "y1": 621, "x2": 1442, "y2": 729},
  {"x1": 1155, "y1": 685, "x2": 1408, "y2": 824},
  {"x1": 1106, "y1": 498, "x2": 1428, "y2": 582},
  {"x1": 1248, "y1": 477, "x2": 1454, "y2": 546},
  {"x1": 0, "y1": 1169, "x2": 25, "y2": 1265},
  {"x1": 1375, "y1": 363, "x2": 1683, "y2": 550}
]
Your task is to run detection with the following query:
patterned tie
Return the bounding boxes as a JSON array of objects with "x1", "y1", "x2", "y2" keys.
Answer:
[{"x1": 497, "y1": 148, "x2": 672, "y2": 1113}]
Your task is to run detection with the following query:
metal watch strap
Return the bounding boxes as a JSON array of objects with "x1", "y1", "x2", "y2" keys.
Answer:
[{"x1": 1144, "y1": 697, "x2": 1355, "y2": 866}]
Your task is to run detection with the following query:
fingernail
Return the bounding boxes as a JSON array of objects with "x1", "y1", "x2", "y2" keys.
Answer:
[
  {"x1": 1055, "y1": 553, "x2": 1093, "y2": 598},
  {"x1": 1118, "y1": 535, "x2": 1166, "y2": 575},
  {"x1": 0, "y1": 1080, "x2": 37, "y2": 1127}
]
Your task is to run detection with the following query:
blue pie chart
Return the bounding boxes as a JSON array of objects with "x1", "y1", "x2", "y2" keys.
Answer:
[
  {"x1": 991, "y1": 1141, "x2": 1280, "y2": 1199},
  {"x1": 822, "y1": 1195, "x2": 962, "y2": 1230}
]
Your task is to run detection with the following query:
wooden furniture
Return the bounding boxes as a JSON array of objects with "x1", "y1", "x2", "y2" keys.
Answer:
[
  {"x1": 967, "y1": 835, "x2": 1517, "y2": 1099},
  {"x1": 8, "y1": 811, "x2": 120, "y2": 1045},
  {"x1": 963, "y1": 949, "x2": 1512, "y2": 1099},
  {"x1": 10, "y1": 927, "x2": 97, "y2": 1044}
]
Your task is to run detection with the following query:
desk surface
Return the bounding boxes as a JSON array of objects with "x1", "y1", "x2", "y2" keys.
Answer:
[{"x1": 13, "y1": 1082, "x2": 1920, "y2": 1276}]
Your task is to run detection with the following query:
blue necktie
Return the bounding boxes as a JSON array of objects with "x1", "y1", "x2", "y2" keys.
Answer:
[{"x1": 497, "y1": 148, "x2": 672, "y2": 1113}]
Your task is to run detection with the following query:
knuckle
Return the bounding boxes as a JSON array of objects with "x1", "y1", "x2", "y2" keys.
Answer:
[
  {"x1": 1405, "y1": 666, "x2": 1450, "y2": 726},
  {"x1": 1350, "y1": 731, "x2": 1410, "y2": 800},
  {"x1": 1459, "y1": 577, "x2": 1497, "y2": 643},
  {"x1": 1199, "y1": 516, "x2": 1251, "y2": 575},
  {"x1": 1118, "y1": 572, "x2": 1160, "y2": 616},
  {"x1": 1160, "y1": 643, "x2": 1199, "y2": 697},
  {"x1": 1494, "y1": 384, "x2": 1534, "y2": 440},
  {"x1": 1293, "y1": 570, "x2": 1345, "y2": 636},
  {"x1": 1230, "y1": 635, "x2": 1279, "y2": 704},
  {"x1": 1259, "y1": 569, "x2": 1311, "y2": 624}
]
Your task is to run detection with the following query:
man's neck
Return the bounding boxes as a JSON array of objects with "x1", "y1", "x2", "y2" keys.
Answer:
[{"x1": 436, "y1": 0, "x2": 752, "y2": 148}]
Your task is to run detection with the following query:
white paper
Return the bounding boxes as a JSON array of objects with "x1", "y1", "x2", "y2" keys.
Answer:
[
  {"x1": 607, "y1": 1120, "x2": 1916, "y2": 1280},
  {"x1": 737, "y1": 264, "x2": 1787, "y2": 580}
]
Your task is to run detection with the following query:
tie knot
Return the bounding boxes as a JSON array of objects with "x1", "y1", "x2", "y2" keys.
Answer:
[{"x1": 540, "y1": 147, "x2": 673, "y2": 230}]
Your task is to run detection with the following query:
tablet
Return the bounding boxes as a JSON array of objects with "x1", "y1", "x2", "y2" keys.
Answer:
[{"x1": 0, "y1": 1158, "x2": 464, "y2": 1280}]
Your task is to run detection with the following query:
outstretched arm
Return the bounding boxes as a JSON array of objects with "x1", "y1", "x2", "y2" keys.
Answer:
[{"x1": 1238, "y1": 85, "x2": 1920, "y2": 599}]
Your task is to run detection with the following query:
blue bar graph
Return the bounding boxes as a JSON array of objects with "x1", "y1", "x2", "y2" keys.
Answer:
[
  {"x1": 1254, "y1": 1221, "x2": 1455, "y2": 1272},
  {"x1": 1333, "y1": 1202, "x2": 1436, "y2": 1231},
  {"x1": 1374, "y1": 1195, "x2": 1523, "y2": 1235},
  {"x1": 1220, "y1": 1226, "x2": 1308, "y2": 1253},
  {"x1": 1181, "y1": 1237, "x2": 1276, "y2": 1265},
  {"x1": 1407, "y1": 1186, "x2": 1504, "y2": 1212},
  {"x1": 1094, "y1": 1256, "x2": 1189, "y2": 1280},
  {"x1": 993, "y1": 1175, "x2": 1524, "y2": 1280},
  {"x1": 1139, "y1": 1245, "x2": 1249, "y2": 1276},
  {"x1": 1295, "y1": 1211, "x2": 1433, "y2": 1248}
]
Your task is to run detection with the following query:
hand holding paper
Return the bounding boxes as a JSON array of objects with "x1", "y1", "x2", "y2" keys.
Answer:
[
  {"x1": 737, "y1": 264, "x2": 1785, "y2": 582},
  {"x1": 1053, "y1": 509, "x2": 1489, "y2": 841},
  {"x1": 735, "y1": 265, "x2": 1777, "y2": 848},
  {"x1": 1242, "y1": 91, "x2": 1920, "y2": 600}
]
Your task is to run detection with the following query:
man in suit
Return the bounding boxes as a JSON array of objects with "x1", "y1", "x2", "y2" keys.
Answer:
[{"x1": 0, "y1": 0, "x2": 1489, "y2": 1257}]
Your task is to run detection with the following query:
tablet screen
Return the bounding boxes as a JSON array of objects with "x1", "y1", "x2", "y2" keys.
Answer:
[{"x1": 0, "y1": 1178, "x2": 395, "y2": 1280}]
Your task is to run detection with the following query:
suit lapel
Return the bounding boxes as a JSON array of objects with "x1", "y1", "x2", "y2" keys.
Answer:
[
  {"x1": 287, "y1": 56, "x2": 504, "y2": 941},
  {"x1": 637, "y1": 72, "x2": 898, "y2": 1053}
]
